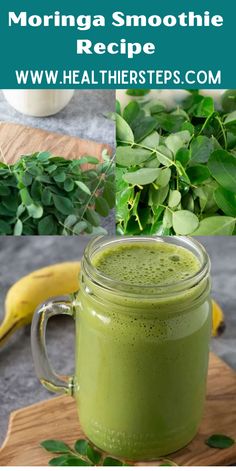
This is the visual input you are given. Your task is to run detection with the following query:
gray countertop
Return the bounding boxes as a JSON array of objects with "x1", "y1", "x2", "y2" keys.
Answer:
[{"x1": 0, "y1": 236, "x2": 236, "y2": 447}]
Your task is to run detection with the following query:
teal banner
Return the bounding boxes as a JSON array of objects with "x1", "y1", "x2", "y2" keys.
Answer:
[{"x1": 0, "y1": 0, "x2": 234, "y2": 88}]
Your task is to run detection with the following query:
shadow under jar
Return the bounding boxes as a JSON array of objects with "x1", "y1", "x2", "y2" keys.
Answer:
[{"x1": 31, "y1": 236, "x2": 211, "y2": 461}]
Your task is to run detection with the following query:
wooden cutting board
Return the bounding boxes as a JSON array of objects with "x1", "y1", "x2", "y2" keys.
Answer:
[
  {"x1": 0, "y1": 122, "x2": 111, "y2": 164},
  {"x1": 0, "y1": 353, "x2": 236, "y2": 466}
]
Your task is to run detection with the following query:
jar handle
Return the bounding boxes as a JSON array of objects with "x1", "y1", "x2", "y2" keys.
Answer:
[{"x1": 31, "y1": 295, "x2": 76, "y2": 396}]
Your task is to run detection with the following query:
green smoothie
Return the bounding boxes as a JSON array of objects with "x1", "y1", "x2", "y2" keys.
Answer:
[
  {"x1": 93, "y1": 241, "x2": 200, "y2": 285},
  {"x1": 76, "y1": 240, "x2": 211, "y2": 460}
]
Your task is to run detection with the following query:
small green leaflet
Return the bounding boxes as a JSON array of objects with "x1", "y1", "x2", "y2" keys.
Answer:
[
  {"x1": 14, "y1": 219, "x2": 23, "y2": 236},
  {"x1": 126, "y1": 89, "x2": 150, "y2": 96},
  {"x1": 214, "y1": 187, "x2": 236, "y2": 217},
  {"x1": 205, "y1": 434, "x2": 235, "y2": 449},
  {"x1": 116, "y1": 146, "x2": 152, "y2": 167},
  {"x1": 75, "y1": 181, "x2": 91, "y2": 195},
  {"x1": 53, "y1": 195, "x2": 74, "y2": 215},
  {"x1": 115, "y1": 113, "x2": 134, "y2": 143},
  {"x1": 173, "y1": 210, "x2": 199, "y2": 235},
  {"x1": 38, "y1": 216, "x2": 57, "y2": 235},
  {"x1": 191, "y1": 216, "x2": 235, "y2": 236},
  {"x1": 168, "y1": 190, "x2": 181, "y2": 208},
  {"x1": 95, "y1": 196, "x2": 110, "y2": 217},
  {"x1": 208, "y1": 150, "x2": 236, "y2": 193},
  {"x1": 27, "y1": 203, "x2": 44, "y2": 219},
  {"x1": 124, "y1": 168, "x2": 161, "y2": 186},
  {"x1": 190, "y1": 136, "x2": 214, "y2": 164},
  {"x1": 73, "y1": 221, "x2": 88, "y2": 235},
  {"x1": 194, "y1": 96, "x2": 214, "y2": 117},
  {"x1": 41, "y1": 440, "x2": 71, "y2": 453},
  {"x1": 155, "y1": 146, "x2": 173, "y2": 167}
]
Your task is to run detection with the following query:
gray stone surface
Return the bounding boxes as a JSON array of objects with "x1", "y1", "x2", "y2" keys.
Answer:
[
  {"x1": 0, "y1": 90, "x2": 115, "y2": 235},
  {"x1": 0, "y1": 236, "x2": 235, "y2": 447}
]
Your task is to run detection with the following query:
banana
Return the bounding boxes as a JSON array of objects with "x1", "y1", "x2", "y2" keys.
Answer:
[
  {"x1": 0, "y1": 261, "x2": 80, "y2": 347},
  {"x1": 212, "y1": 299, "x2": 225, "y2": 337}
]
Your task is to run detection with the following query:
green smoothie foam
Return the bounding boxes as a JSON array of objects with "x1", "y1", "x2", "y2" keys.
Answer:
[
  {"x1": 76, "y1": 240, "x2": 211, "y2": 460},
  {"x1": 93, "y1": 241, "x2": 200, "y2": 285}
]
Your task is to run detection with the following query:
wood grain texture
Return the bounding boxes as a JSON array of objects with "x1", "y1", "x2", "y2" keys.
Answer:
[
  {"x1": 0, "y1": 353, "x2": 236, "y2": 466},
  {"x1": 0, "y1": 122, "x2": 111, "y2": 164}
]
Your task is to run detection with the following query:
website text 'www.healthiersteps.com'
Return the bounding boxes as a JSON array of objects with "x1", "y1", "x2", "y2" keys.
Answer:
[{"x1": 15, "y1": 69, "x2": 222, "y2": 86}]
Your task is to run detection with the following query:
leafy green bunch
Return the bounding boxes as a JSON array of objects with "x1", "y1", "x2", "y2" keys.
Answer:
[
  {"x1": 40, "y1": 433, "x2": 235, "y2": 466},
  {"x1": 0, "y1": 151, "x2": 115, "y2": 235},
  {"x1": 115, "y1": 90, "x2": 236, "y2": 236},
  {"x1": 41, "y1": 438, "x2": 129, "y2": 466}
]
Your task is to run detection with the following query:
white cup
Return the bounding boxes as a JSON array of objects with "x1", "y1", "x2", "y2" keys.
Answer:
[{"x1": 2, "y1": 89, "x2": 75, "y2": 117}]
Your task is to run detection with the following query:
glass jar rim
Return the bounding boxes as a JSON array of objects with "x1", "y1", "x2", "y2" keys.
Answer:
[{"x1": 82, "y1": 236, "x2": 210, "y2": 297}]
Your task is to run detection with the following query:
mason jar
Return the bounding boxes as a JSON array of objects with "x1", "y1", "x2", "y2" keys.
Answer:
[{"x1": 31, "y1": 236, "x2": 211, "y2": 461}]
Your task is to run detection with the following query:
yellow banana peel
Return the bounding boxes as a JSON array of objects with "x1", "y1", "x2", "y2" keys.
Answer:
[
  {"x1": 0, "y1": 261, "x2": 80, "y2": 347},
  {"x1": 212, "y1": 299, "x2": 225, "y2": 337}
]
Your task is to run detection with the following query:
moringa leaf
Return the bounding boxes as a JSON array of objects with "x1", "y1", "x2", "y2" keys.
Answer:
[
  {"x1": 173, "y1": 210, "x2": 199, "y2": 235},
  {"x1": 140, "y1": 131, "x2": 160, "y2": 149},
  {"x1": 27, "y1": 203, "x2": 43, "y2": 219},
  {"x1": 123, "y1": 168, "x2": 161, "y2": 185},
  {"x1": 123, "y1": 101, "x2": 140, "y2": 125},
  {"x1": 73, "y1": 221, "x2": 88, "y2": 235},
  {"x1": 42, "y1": 188, "x2": 52, "y2": 206},
  {"x1": 116, "y1": 146, "x2": 151, "y2": 167},
  {"x1": 74, "y1": 439, "x2": 88, "y2": 455},
  {"x1": 163, "y1": 207, "x2": 173, "y2": 229},
  {"x1": 191, "y1": 216, "x2": 235, "y2": 236},
  {"x1": 41, "y1": 440, "x2": 71, "y2": 453},
  {"x1": 86, "y1": 208, "x2": 101, "y2": 227},
  {"x1": 187, "y1": 165, "x2": 211, "y2": 184},
  {"x1": 205, "y1": 434, "x2": 235, "y2": 449},
  {"x1": 48, "y1": 455, "x2": 73, "y2": 466},
  {"x1": 86, "y1": 444, "x2": 101, "y2": 465},
  {"x1": 195, "y1": 96, "x2": 214, "y2": 117},
  {"x1": 64, "y1": 214, "x2": 78, "y2": 229},
  {"x1": 222, "y1": 90, "x2": 236, "y2": 113},
  {"x1": 0, "y1": 220, "x2": 12, "y2": 235},
  {"x1": 165, "y1": 131, "x2": 191, "y2": 154},
  {"x1": 102, "y1": 180, "x2": 116, "y2": 209},
  {"x1": 214, "y1": 186, "x2": 236, "y2": 217},
  {"x1": 95, "y1": 196, "x2": 110, "y2": 217},
  {"x1": 14, "y1": 219, "x2": 23, "y2": 236},
  {"x1": 53, "y1": 195, "x2": 75, "y2": 215},
  {"x1": 115, "y1": 113, "x2": 134, "y2": 143},
  {"x1": 168, "y1": 190, "x2": 181, "y2": 208},
  {"x1": 75, "y1": 181, "x2": 91, "y2": 195},
  {"x1": 103, "y1": 457, "x2": 125, "y2": 466},
  {"x1": 21, "y1": 172, "x2": 33, "y2": 186},
  {"x1": 155, "y1": 146, "x2": 173, "y2": 167},
  {"x1": 38, "y1": 215, "x2": 56, "y2": 235},
  {"x1": 64, "y1": 178, "x2": 74, "y2": 192},
  {"x1": 175, "y1": 148, "x2": 190, "y2": 167},
  {"x1": 208, "y1": 150, "x2": 236, "y2": 192},
  {"x1": 60, "y1": 457, "x2": 90, "y2": 466},
  {"x1": 126, "y1": 89, "x2": 150, "y2": 96},
  {"x1": 133, "y1": 116, "x2": 158, "y2": 143},
  {"x1": 20, "y1": 187, "x2": 33, "y2": 206},
  {"x1": 155, "y1": 167, "x2": 171, "y2": 187},
  {"x1": 190, "y1": 136, "x2": 214, "y2": 164}
]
